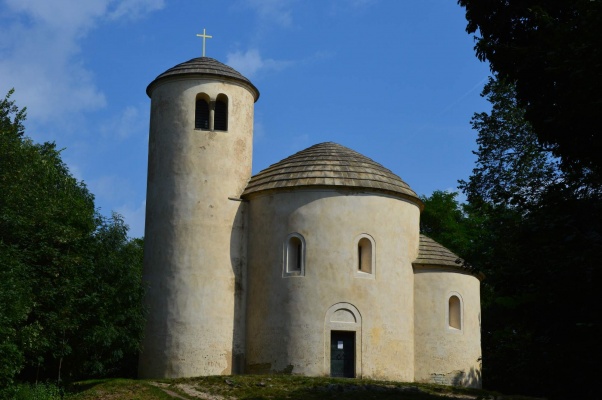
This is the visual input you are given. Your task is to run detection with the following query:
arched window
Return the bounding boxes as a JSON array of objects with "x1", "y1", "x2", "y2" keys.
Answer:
[
  {"x1": 448, "y1": 295, "x2": 462, "y2": 330},
  {"x1": 358, "y1": 238, "x2": 372, "y2": 273},
  {"x1": 195, "y1": 97, "x2": 210, "y2": 130},
  {"x1": 354, "y1": 234, "x2": 375, "y2": 277},
  {"x1": 284, "y1": 233, "x2": 305, "y2": 277},
  {"x1": 214, "y1": 94, "x2": 228, "y2": 131}
]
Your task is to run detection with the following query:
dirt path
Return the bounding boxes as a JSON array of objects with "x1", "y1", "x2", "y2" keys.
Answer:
[{"x1": 149, "y1": 382, "x2": 230, "y2": 400}]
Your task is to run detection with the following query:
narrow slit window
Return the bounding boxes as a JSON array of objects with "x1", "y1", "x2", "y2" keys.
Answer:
[
  {"x1": 296, "y1": 241, "x2": 302, "y2": 270},
  {"x1": 195, "y1": 98, "x2": 210, "y2": 130},
  {"x1": 214, "y1": 95, "x2": 228, "y2": 131},
  {"x1": 284, "y1": 233, "x2": 305, "y2": 276},
  {"x1": 358, "y1": 237, "x2": 372, "y2": 273},
  {"x1": 449, "y1": 295, "x2": 462, "y2": 330},
  {"x1": 288, "y1": 236, "x2": 302, "y2": 272}
]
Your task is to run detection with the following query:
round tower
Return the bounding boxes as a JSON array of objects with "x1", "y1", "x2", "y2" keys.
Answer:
[
  {"x1": 413, "y1": 235, "x2": 484, "y2": 388},
  {"x1": 139, "y1": 57, "x2": 259, "y2": 378}
]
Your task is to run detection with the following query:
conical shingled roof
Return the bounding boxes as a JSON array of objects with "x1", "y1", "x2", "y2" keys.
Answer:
[
  {"x1": 413, "y1": 235, "x2": 483, "y2": 279},
  {"x1": 146, "y1": 57, "x2": 259, "y2": 100},
  {"x1": 241, "y1": 142, "x2": 422, "y2": 206}
]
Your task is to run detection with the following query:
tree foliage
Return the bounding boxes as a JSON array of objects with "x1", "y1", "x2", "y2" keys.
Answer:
[
  {"x1": 456, "y1": 78, "x2": 602, "y2": 399},
  {"x1": 0, "y1": 90, "x2": 145, "y2": 390},
  {"x1": 420, "y1": 190, "x2": 473, "y2": 257},
  {"x1": 459, "y1": 77, "x2": 561, "y2": 210},
  {"x1": 458, "y1": 0, "x2": 602, "y2": 182}
]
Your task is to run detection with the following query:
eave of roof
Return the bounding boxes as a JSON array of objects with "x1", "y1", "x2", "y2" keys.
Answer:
[
  {"x1": 146, "y1": 57, "x2": 259, "y2": 100},
  {"x1": 413, "y1": 234, "x2": 484, "y2": 280}
]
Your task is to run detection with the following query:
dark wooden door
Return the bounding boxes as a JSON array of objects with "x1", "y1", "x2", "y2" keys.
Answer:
[{"x1": 330, "y1": 331, "x2": 355, "y2": 378}]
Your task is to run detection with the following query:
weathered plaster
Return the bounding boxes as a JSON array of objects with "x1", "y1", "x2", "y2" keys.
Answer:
[
  {"x1": 139, "y1": 58, "x2": 483, "y2": 387},
  {"x1": 245, "y1": 190, "x2": 420, "y2": 381},
  {"x1": 139, "y1": 78, "x2": 255, "y2": 378},
  {"x1": 413, "y1": 268, "x2": 482, "y2": 388}
]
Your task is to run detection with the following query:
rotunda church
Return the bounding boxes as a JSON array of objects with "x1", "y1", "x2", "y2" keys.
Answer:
[{"x1": 139, "y1": 57, "x2": 483, "y2": 388}]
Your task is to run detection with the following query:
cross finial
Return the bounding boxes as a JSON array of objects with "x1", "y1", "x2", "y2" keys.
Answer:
[{"x1": 196, "y1": 28, "x2": 213, "y2": 57}]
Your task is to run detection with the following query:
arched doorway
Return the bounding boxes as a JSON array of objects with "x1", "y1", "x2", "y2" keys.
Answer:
[{"x1": 324, "y1": 303, "x2": 362, "y2": 378}]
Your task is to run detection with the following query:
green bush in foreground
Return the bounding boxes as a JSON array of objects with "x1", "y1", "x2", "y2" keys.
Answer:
[{"x1": 0, "y1": 383, "x2": 62, "y2": 400}]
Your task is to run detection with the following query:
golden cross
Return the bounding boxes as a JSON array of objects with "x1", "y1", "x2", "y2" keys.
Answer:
[{"x1": 196, "y1": 28, "x2": 213, "y2": 57}]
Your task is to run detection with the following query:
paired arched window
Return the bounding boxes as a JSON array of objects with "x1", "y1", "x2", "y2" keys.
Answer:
[
  {"x1": 284, "y1": 233, "x2": 305, "y2": 277},
  {"x1": 448, "y1": 294, "x2": 462, "y2": 330},
  {"x1": 214, "y1": 94, "x2": 228, "y2": 131},
  {"x1": 195, "y1": 97, "x2": 210, "y2": 130},
  {"x1": 194, "y1": 93, "x2": 228, "y2": 131}
]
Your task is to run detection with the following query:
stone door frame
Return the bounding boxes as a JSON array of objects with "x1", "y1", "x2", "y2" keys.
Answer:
[{"x1": 324, "y1": 302, "x2": 362, "y2": 378}]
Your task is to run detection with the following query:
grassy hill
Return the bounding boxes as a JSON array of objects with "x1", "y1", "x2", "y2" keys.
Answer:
[{"x1": 66, "y1": 375, "x2": 545, "y2": 400}]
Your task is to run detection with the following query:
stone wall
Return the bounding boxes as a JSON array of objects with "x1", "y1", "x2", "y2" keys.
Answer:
[
  {"x1": 413, "y1": 267, "x2": 482, "y2": 388},
  {"x1": 245, "y1": 189, "x2": 420, "y2": 380}
]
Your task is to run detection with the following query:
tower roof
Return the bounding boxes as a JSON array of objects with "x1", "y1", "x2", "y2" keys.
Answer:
[
  {"x1": 241, "y1": 142, "x2": 422, "y2": 207},
  {"x1": 413, "y1": 235, "x2": 484, "y2": 279},
  {"x1": 146, "y1": 57, "x2": 259, "y2": 100}
]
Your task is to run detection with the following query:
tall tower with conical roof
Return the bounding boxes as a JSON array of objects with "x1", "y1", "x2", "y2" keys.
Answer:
[{"x1": 139, "y1": 57, "x2": 259, "y2": 378}]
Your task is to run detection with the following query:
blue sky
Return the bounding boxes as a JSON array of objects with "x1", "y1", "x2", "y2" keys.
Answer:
[{"x1": 0, "y1": 0, "x2": 491, "y2": 238}]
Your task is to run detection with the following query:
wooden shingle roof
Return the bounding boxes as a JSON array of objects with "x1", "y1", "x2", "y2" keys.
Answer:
[
  {"x1": 413, "y1": 234, "x2": 483, "y2": 279},
  {"x1": 146, "y1": 57, "x2": 259, "y2": 100},
  {"x1": 241, "y1": 142, "x2": 422, "y2": 207}
]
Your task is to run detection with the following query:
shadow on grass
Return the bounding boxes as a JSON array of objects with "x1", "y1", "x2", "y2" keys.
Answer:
[
  {"x1": 171, "y1": 375, "x2": 495, "y2": 400},
  {"x1": 67, "y1": 379, "x2": 111, "y2": 394}
]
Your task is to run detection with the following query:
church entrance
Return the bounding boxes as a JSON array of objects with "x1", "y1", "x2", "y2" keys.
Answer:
[{"x1": 330, "y1": 331, "x2": 355, "y2": 378}]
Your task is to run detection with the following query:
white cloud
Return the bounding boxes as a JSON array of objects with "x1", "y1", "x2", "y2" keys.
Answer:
[
  {"x1": 116, "y1": 200, "x2": 146, "y2": 238},
  {"x1": 107, "y1": 0, "x2": 165, "y2": 21},
  {"x1": 0, "y1": 20, "x2": 107, "y2": 122},
  {"x1": 226, "y1": 49, "x2": 292, "y2": 78},
  {"x1": 237, "y1": 0, "x2": 295, "y2": 27},
  {"x1": 90, "y1": 175, "x2": 136, "y2": 204},
  {"x1": 0, "y1": 0, "x2": 163, "y2": 124},
  {"x1": 253, "y1": 119, "x2": 266, "y2": 141},
  {"x1": 100, "y1": 104, "x2": 148, "y2": 140},
  {"x1": 4, "y1": 0, "x2": 108, "y2": 32}
]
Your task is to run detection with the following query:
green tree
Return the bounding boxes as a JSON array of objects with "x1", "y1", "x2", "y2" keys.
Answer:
[
  {"x1": 459, "y1": 77, "x2": 602, "y2": 399},
  {"x1": 459, "y1": 77, "x2": 561, "y2": 211},
  {"x1": 0, "y1": 90, "x2": 37, "y2": 387},
  {"x1": 1, "y1": 89, "x2": 98, "y2": 383},
  {"x1": 420, "y1": 190, "x2": 471, "y2": 257},
  {"x1": 1, "y1": 90, "x2": 145, "y2": 389},
  {"x1": 458, "y1": 0, "x2": 602, "y2": 181},
  {"x1": 75, "y1": 214, "x2": 145, "y2": 378}
]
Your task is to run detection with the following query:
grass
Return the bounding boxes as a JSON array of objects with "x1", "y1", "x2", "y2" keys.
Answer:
[
  {"x1": 67, "y1": 379, "x2": 174, "y2": 400},
  {"x1": 65, "y1": 375, "x2": 546, "y2": 400},
  {"x1": 3, "y1": 383, "x2": 64, "y2": 400}
]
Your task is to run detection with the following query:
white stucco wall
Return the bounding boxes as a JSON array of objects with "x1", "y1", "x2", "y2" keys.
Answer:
[
  {"x1": 413, "y1": 267, "x2": 482, "y2": 387},
  {"x1": 139, "y1": 77, "x2": 255, "y2": 378},
  {"x1": 245, "y1": 189, "x2": 421, "y2": 380}
]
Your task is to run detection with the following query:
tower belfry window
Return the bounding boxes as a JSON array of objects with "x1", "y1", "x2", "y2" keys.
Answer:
[
  {"x1": 214, "y1": 95, "x2": 228, "y2": 131},
  {"x1": 195, "y1": 98, "x2": 210, "y2": 130}
]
